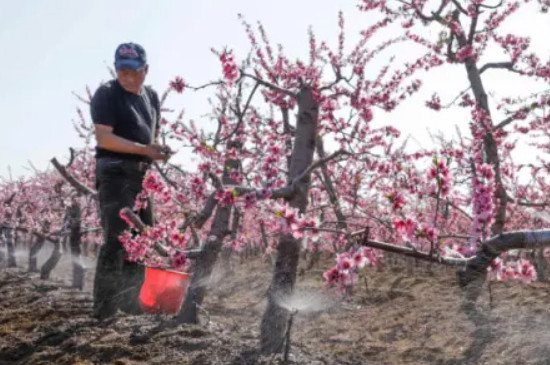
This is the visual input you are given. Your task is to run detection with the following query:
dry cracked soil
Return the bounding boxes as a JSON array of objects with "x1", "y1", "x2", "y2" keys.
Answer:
[{"x1": 2, "y1": 247, "x2": 550, "y2": 364}]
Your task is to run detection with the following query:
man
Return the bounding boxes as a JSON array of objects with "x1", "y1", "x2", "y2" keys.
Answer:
[{"x1": 90, "y1": 42, "x2": 172, "y2": 319}]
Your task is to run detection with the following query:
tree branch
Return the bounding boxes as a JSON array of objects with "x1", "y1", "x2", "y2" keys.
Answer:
[
  {"x1": 208, "y1": 172, "x2": 224, "y2": 191},
  {"x1": 451, "y1": 0, "x2": 469, "y2": 14},
  {"x1": 186, "y1": 81, "x2": 225, "y2": 91},
  {"x1": 467, "y1": 6, "x2": 479, "y2": 45},
  {"x1": 494, "y1": 102, "x2": 542, "y2": 131},
  {"x1": 51, "y1": 157, "x2": 98, "y2": 199},
  {"x1": 241, "y1": 72, "x2": 297, "y2": 99},
  {"x1": 479, "y1": 61, "x2": 515, "y2": 74},
  {"x1": 478, "y1": 0, "x2": 503, "y2": 9},
  {"x1": 0, "y1": 224, "x2": 61, "y2": 244},
  {"x1": 3, "y1": 193, "x2": 16, "y2": 206},
  {"x1": 293, "y1": 150, "x2": 348, "y2": 187},
  {"x1": 458, "y1": 230, "x2": 550, "y2": 291},
  {"x1": 231, "y1": 185, "x2": 296, "y2": 200},
  {"x1": 515, "y1": 200, "x2": 549, "y2": 208},
  {"x1": 192, "y1": 192, "x2": 219, "y2": 229},
  {"x1": 361, "y1": 238, "x2": 468, "y2": 265},
  {"x1": 153, "y1": 162, "x2": 180, "y2": 190},
  {"x1": 120, "y1": 208, "x2": 202, "y2": 259},
  {"x1": 223, "y1": 82, "x2": 260, "y2": 143}
]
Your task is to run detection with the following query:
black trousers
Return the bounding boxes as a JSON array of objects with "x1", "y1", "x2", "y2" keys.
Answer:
[{"x1": 93, "y1": 157, "x2": 153, "y2": 318}]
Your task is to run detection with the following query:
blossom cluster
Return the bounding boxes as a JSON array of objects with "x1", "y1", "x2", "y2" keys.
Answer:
[
  {"x1": 266, "y1": 203, "x2": 318, "y2": 240},
  {"x1": 323, "y1": 247, "x2": 379, "y2": 289},
  {"x1": 219, "y1": 50, "x2": 239, "y2": 86},
  {"x1": 488, "y1": 257, "x2": 537, "y2": 283}
]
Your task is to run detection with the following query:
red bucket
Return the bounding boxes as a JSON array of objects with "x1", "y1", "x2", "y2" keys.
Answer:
[{"x1": 138, "y1": 267, "x2": 190, "y2": 315}]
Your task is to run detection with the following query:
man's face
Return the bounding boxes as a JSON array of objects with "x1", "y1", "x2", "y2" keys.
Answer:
[{"x1": 116, "y1": 65, "x2": 147, "y2": 94}]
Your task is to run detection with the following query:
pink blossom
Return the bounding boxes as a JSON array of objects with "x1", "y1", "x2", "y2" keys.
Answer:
[
  {"x1": 219, "y1": 50, "x2": 239, "y2": 86},
  {"x1": 456, "y1": 45, "x2": 476, "y2": 62},
  {"x1": 169, "y1": 76, "x2": 186, "y2": 93},
  {"x1": 168, "y1": 252, "x2": 186, "y2": 270}
]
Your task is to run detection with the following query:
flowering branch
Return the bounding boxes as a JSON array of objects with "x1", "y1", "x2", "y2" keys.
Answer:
[
  {"x1": 397, "y1": 0, "x2": 447, "y2": 22},
  {"x1": 478, "y1": 0, "x2": 504, "y2": 10},
  {"x1": 479, "y1": 61, "x2": 516, "y2": 75},
  {"x1": 449, "y1": 202, "x2": 473, "y2": 221},
  {"x1": 120, "y1": 207, "x2": 168, "y2": 256},
  {"x1": 458, "y1": 230, "x2": 550, "y2": 290},
  {"x1": 514, "y1": 200, "x2": 549, "y2": 208},
  {"x1": 191, "y1": 192, "x2": 218, "y2": 229},
  {"x1": 294, "y1": 150, "x2": 348, "y2": 185},
  {"x1": 185, "y1": 81, "x2": 225, "y2": 91},
  {"x1": 493, "y1": 102, "x2": 544, "y2": 131},
  {"x1": 207, "y1": 172, "x2": 224, "y2": 190},
  {"x1": 0, "y1": 223, "x2": 84, "y2": 245},
  {"x1": 51, "y1": 157, "x2": 98, "y2": 199},
  {"x1": 120, "y1": 207, "x2": 202, "y2": 259},
  {"x1": 362, "y1": 238, "x2": 468, "y2": 265},
  {"x1": 240, "y1": 72, "x2": 297, "y2": 99},
  {"x1": 0, "y1": 224, "x2": 61, "y2": 244},
  {"x1": 450, "y1": 0, "x2": 469, "y2": 15},
  {"x1": 467, "y1": 6, "x2": 479, "y2": 45},
  {"x1": 152, "y1": 162, "x2": 188, "y2": 194},
  {"x1": 222, "y1": 82, "x2": 260, "y2": 143}
]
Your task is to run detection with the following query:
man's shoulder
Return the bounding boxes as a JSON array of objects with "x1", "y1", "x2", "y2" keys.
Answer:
[
  {"x1": 91, "y1": 80, "x2": 120, "y2": 111},
  {"x1": 93, "y1": 80, "x2": 119, "y2": 98}
]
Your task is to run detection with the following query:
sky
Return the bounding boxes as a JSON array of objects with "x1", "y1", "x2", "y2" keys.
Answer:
[{"x1": 1, "y1": 0, "x2": 548, "y2": 180}]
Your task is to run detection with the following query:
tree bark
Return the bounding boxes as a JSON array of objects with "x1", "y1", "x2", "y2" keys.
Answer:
[
  {"x1": 260, "y1": 86, "x2": 319, "y2": 353},
  {"x1": 69, "y1": 200, "x2": 85, "y2": 290},
  {"x1": 28, "y1": 236, "x2": 45, "y2": 272},
  {"x1": 6, "y1": 228, "x2": 16, "y2": 268},
  {"x1": 535, "y1": 247, "x2": 547, "y2": 282},
  {"x1": 176, "y1": 141, "x2": 241, "y2": 324},
  {"x1": 0, "y1": 230, "x2": 5, "y2": 265},
  {"x1": 40, "y1": 238, "x2": 63, "y2": 280},
  {"x1": 40, "y1": 211, "x2": 69, "y2": 280},
  {"x1": 220, "y1": 207, "x2": 241, "y2": 275}
]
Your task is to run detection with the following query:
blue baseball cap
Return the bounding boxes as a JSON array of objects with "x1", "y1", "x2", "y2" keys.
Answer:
[{"x1": 114, "y1": 42, "x2": 147, "y2": 71}]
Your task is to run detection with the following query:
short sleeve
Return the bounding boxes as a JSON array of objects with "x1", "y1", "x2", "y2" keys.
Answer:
[{"x1": 90, "y1": 83, "x2": 117, "y2": 127}]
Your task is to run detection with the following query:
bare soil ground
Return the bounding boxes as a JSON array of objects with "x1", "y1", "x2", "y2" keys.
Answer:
[{"x1": 2, "y1": 247, "x2": 550, "y2": 364}]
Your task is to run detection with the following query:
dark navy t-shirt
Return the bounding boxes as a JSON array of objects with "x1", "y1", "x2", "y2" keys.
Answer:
[{"x1": 90, "y1": 79, "x2": 160, "y2": 162}]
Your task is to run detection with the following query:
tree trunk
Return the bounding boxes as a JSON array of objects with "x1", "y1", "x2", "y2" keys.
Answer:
[
  {"x1": 69, "y1": 200, "x2": 85, "y2": 290},
  {"x1": 220, "y1": 207, "x2": 241, "y2": 275},
  {"x1": 82, "y1": 239, "x2": 89, "y2": 258},
  {"x1": 260, "y1": 86, "x2": 319, "y2": 353},
  {"x1": 176, "y1": 141, "x2": 241, "y2": 324},
  {"x1": 463, "y1": 54, "x2": 507, "y2": 235},
  {"x1": 40, "y1": 210, "x2": 69, "y2": 280},
  {"x1": 40, "y1": 238, "x2": 63, "y2": 280},
  {"x1": 535, "y1": 247, "x2": 547, "y2": 282},
  {"x1": 28, "y1": 236, "x2": 45, "y2": 272},
  {"x1": 0, "y1": 230, "x2": 5, "y2": 265},
  {"x1": 6, "y1": 228, "x2": 16, "y2": 268}
]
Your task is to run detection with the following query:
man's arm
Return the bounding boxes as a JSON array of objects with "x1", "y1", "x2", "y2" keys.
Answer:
[{"x1": 95, "y1": 124, "x2": 168, "y2": 161}]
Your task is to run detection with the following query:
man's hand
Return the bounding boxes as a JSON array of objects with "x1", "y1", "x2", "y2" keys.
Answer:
[
  {"x1": 146, "y1": 143, "x2": 174, "y2": 162},
  {"x1": 94, "y1": 124, "x2": 174, "y2": 161}
]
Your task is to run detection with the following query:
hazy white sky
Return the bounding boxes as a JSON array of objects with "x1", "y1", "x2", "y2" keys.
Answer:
[{"x1": 1, "y1": 0, "x2": 548, "y2": 179}]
